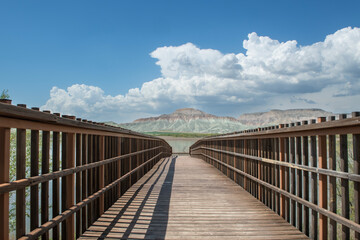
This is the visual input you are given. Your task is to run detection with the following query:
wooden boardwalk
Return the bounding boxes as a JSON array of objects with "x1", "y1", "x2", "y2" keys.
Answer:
[{"x1": 80, "y1": 156, "x2": 308, "y2": 240}]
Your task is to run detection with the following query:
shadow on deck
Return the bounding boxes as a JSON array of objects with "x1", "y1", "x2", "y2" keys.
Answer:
[{"x1": 80, "y1": 156, "x2": 308, "y2": 240}]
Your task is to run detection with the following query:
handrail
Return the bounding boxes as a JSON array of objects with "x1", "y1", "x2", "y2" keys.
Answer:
[
  {"x1": 190, "y1": 112, "x2": 360, "y2": 239},
  {"x1": 0, "y1": 146, "x2": 163, "y2": 194},
  {"x1": 201, "y1": 153, "x2": 360, "y2": 233},
  {"x1": 194, "y1": 146, "x2": 360, "y2": 182},
  {"x1": 19, "y1": 152, "x2": 165, "y2": 240},
  {"x1": 0, "y1": 102, "x2": 161, "y2": 139},
  {"x1": 0, "y1": 101, "x2": 172, "y2": 240}
]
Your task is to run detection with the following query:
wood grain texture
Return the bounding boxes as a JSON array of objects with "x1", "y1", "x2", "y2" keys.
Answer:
[
  {"x1": 80, "y1": 156, "x2": 308, "y2": 240},
  {"x1": 16, "y1": 128, "x2": 26, "y2": 239},
  {"x1": 0, "y1": 127, "x2": 10, "y2": 240}
]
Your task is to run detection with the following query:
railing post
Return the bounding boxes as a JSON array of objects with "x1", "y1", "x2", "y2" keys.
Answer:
[
  {"x1": 65, "y1": 131, "x2": 75, "y2": 240},
  {"x1": 99, "y1": 135, "x2": 105, "y2": 215},
  {"x1": 233, "y1": 139, "x2": 236, "y2": 183},
  {"x1": 16, "y1": 126, "x2": 26, "y2": 239},
  {"x1": 81, "y1": 133, "x2": 88, "y2": 235},
  {"x1": 318, "y1": 117, "x2": 328, "y2": 240},
  {"x1": 339, "y1": 114, "x2": 350, "y2": 239},
  {"x1": 0, "y1": 127, "x2": 10, "y2": 240},
  {"x1": 258, "y1": 138, "x2": 262, "y2": 201},
  {"x1": 30, "y1": 128, "x2": 40, "y2": 235},
  {"x1": 244, "y1": 139, "x2": 248, "y2": 191},
  {"x1": 41, "y1": 129, "x2": 50, "y2": 240},
  {"x1": 279, "y1": 124, "x2": 286, "y2": 219},
  {"x1": 302, "y1": 121, "x2": 310, "y2": 237},
  {"x1": 310, "y1": 119, "x2": 318, "y2": 239},
  {"x1": 129, "y1": 138, "x2": 133, "y2": 186},
  {"x1": 117, "y1": 137, "x2": 122, "y2": 198},
  {"x1": 75, "y1": 133, "x2": 82, "y2": 239},
  {"x1": 328, "y1": 116, "x2": 336, "y2": 240},
  {"x1": 353, "y1": 112, "x2": 360, "y2": 240}
]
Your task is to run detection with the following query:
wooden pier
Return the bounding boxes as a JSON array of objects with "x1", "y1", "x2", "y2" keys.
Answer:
[
  {"x1": 1, "y1": 101, "x2": 360, "y2": 239},
  {"x1": 80, "y1": 155, "x2": 307, "y2": 239}
]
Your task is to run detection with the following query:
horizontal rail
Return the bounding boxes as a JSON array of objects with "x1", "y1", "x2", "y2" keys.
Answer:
[
  {"x1": 199, "y1": 152, "x2": 360, "y2": 233},
  {"x1": 0, "y1": 146, "x2": 163, "y2": 194},
  {"x1": 0, "y1": 101, "x2": 172, "y2": 240},
  {"x1": 19, "y1": 152, "x2": 165, "y2": 240},
  {"x1": 193, "y1": 146, "x2": 360, "y2": 182},
  {"x1": 0, "y1": 102, "x2": 160, "y2": 140},
  {"x1": 190, "y1": 112, "x2": 360, "y2": 240}
]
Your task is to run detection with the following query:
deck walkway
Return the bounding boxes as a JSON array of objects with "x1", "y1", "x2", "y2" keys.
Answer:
[{"x1": 80, "y1": 156, "x2": 308, "y2": 239}]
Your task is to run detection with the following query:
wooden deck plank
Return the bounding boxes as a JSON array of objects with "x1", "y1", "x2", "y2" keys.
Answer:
[{"x1": 80, "y1": 155, "x2": 308, "y2": 239}]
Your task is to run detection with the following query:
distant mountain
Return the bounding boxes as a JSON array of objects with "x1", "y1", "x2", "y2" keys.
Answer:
[
  {"x1": 238, "y1": 109, "x2": 333, "y2": 126},
  {"x1": 105, "y1": 108, "x2": 334, "y2": 134},
  {"x1": 109, "y1": 108, "x2": 248, "y2": 134}
]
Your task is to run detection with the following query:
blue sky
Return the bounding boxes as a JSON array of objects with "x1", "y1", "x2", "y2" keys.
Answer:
[{"x1": 1, "y1": 0, "x2": 360, "y2": 122}]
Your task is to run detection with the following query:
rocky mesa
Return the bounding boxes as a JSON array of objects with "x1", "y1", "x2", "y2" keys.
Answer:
[
  {"x1": 113, "y1": 108, "x2": 247, "y2": 134},
  {"x1": 107, "y1": 108, "x2": 334, "y2": 134},
  {"x1": 238, "y1": 109, "x2": 333, "y2": 126}
]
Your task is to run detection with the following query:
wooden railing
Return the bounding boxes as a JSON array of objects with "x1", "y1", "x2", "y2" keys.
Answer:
[
  {"x1": 0, "y1": 100, "x2": 172, "y2": 240},
  {"x1": 190, "y1": 113, "x2": 360, "y2": 240}
]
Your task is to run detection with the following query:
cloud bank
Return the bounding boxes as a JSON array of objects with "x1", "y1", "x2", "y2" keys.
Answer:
[{"x1": 43, "y1": 27, "x2": 360, "y2": 122}]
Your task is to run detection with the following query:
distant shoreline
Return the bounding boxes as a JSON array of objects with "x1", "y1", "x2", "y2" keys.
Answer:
[{"x1": 158, "y1": 135, "x2": 201, "y2": 141}]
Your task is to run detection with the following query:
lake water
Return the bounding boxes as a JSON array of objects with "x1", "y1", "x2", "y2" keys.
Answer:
[{"x1": 158, "y1": 137, "x2": 200, "y2": 153}]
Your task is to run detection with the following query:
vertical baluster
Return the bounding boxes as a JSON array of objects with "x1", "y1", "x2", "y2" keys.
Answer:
[
  {"x1": 310, "y1": 119, "x2": 318, "y2": 239},
  {"x1": 99, "y1": 136, "x2": 105, "y2": 215},
  {"x1": 140, "y1": 139, "x2": 144, "y2": 178},
  {"x1": 61, "y1": 132, "x2": 67, "y2": 237},
  {"x1": 121, "y1": 138, "x2": 127, "y2": 195},
  {"x1": 117, "y1": 137, "x2": 122, "y2": 199},
  {"x1": 285, "y1": 134, "x2": 290, "y2": 223},
  {"x1": 41, "y1": 130, "x2": 50, "y2": 239},
  {"x1": 339, "y1": 114, "x2": 350, "y2": 239},
  {"x1": 289, "y1": 127, "x2": 296, "y2": 227},
  {"x1": 296, "y1": 122, "x2": 302, "y2": 232},
  {"x1": 275, "y1": 137, "x2": 280, "y2": 215},
  {"x1": 129, "y1": 138, "x2": 133, "y2": 187},
  {"x1": 75, "y1": 133, "x2": 81, "y2": 238},
  {"x1": 353, "y1": 112, "x2": 360, "y2": 240},
  {"x1": 258, "y1": 139, "x2": 262, "y2": 202},
  {"x1": 16, "y1": 126, "x2": 26, "y2": 239},
  {"x1": 87, "y1": 134, "x2": 93, "y2": 226},
  {"x1": 233, "y1": 140, "x2": 237, "y2": 183},
  {"x1": 268, "y1": 138, "x2": 272, "y2": 208},
  {"x1": 81, "y1": 133, "x2": 88, "y2": 234},
  {"x1": 52, "y1": 130, "x2": 60, "y2": 240},
  {"x1": 136, "y1": 139, "x2": 140, "y2": 181},
  {"x1": 226, "y1": 140, "x2": 230, "y2": 178},
  {"x1": 279, "y1": 124, "x2": 286, "y2": 219},
  {"x1": 30, "y1": 128, "x2": 39, "y2": 233},
  {"x1": 272, "y1": 136, "x2": 276, "y2": 212},
  {"x1": 93, "y1": 136, "x2": 99, "y2": 220},
  {"x1": 302, "y1": 121, "x2": 310, "y2": 237},
  {"x1": 0, "y1": 127, "x2": 10, "y2": 240},
  {"x1": 244, "y1": 139, "x2": 248, "y2": 192},
  {"x1": 65, "y1": 131, "x2": 75, "y2": 240},
  {"x1": 318, "y1": 117, "x2": 327, "y2": 240},
  {"x1": 328, "y1": 116, "x2": 337, "y2": 240}
]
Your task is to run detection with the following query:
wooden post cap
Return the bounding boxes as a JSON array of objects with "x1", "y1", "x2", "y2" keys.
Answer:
[
  {"x1": 0, "y1": 99, "x2": 12, "y2": 104},
  {"x1": 352, "y1": 111, "x2": 360, "y2": 117},
  {"x1": 339, "y1": 114, "x2": 347, "y2": 120}
]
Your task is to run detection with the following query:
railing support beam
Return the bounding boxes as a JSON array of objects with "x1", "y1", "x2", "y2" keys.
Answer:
[
  {"x1": 65, "y1": 132, "x2": 75, "y2": 240},
  {"x1": 0, "y1": 128, "x2": 10, "y2": 240},
  {"x1": 318, "y1": 117, "x2": 328, "y2": 240}
]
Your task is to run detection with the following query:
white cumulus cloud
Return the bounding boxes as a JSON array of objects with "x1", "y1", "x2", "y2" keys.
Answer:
[{"x1": 43, "y1": 27, "x2": 360, "y2": 122}]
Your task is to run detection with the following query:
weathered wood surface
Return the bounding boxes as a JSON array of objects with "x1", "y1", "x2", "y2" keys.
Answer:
[{"x1": 80, "y1": 156, "x2": 308, "y2": 239}]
